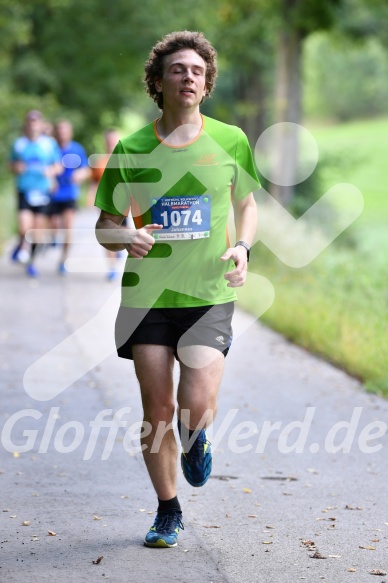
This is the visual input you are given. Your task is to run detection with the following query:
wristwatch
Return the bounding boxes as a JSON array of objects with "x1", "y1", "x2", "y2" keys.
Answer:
[{"x1": 235, "y1": 240, "x2": 251, "y2": 262}]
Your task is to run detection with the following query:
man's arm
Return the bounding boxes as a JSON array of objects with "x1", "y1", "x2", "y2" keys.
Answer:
[
  {"x1": 9, "y1": 161, "x2": 25, "y2": 175},
  {"x1": 220, "y1": 193, "x2": 257, "y2": 287},
  {"x1": 45, "y1": 162, "x2": 64, "y2": 178},
  {"x1": 95, "y1": 209, "x2": 162, "y2": 258}
]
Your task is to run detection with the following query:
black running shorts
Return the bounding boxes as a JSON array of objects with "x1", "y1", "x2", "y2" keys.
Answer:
[
  {"x1": 17, "y1": 191, "x2": 51, "y2": 215},
  {"x1": 115, "y1": 302, "x2": 234, "y2": 361},
  {"x1": 47, "y1": 199, "x2": 77, "y2": 216}
]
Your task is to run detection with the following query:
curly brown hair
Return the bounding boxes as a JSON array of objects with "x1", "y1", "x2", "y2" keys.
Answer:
[{"x1": 144, "y1": 31, "x2": 218, "y2": 110}]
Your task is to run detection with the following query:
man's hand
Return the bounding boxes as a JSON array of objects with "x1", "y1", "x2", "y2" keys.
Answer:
[
  {"x1": 11, "y1": 161, "x2": 26, "y2": 175},
  {"x1": 220, "y1": 245, "x2": 249, "y2": 287},
  {"x1": 125, "y1": 224, "x2": 163, "y2": 259}
]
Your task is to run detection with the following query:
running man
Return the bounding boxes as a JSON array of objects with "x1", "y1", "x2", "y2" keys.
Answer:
[
  {"x1": 50, "y1": 119, "x2": 90, "y2": 274},
  {"x1": 9, "y1": 110, "x2": 62, "y2": 277},
  {"x1": 95, "y1": 31, "x2": 259, "y2": 548}
]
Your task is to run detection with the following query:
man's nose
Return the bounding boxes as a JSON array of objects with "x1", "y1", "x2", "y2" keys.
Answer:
[{"x1": 183, "y1": 69, "x2": 194, "y2": 81}]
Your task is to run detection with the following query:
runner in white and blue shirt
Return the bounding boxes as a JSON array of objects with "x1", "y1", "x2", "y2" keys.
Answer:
[{"x1": 9, "y1": 110, "x2": 62, "y2": 277}]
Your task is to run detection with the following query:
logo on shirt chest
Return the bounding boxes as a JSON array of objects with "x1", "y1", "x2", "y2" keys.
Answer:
[{"x1": 193, "y1": 154, "x2": 219, "y2": 166}]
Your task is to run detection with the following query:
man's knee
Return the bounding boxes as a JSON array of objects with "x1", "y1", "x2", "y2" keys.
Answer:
[{"x1": 143, "y1": 401, "x2": 175, "y2": 428}]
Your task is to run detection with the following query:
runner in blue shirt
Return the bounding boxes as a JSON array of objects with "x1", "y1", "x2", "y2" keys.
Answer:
[
  {"x1": 49, "y1": 119, "x2": 90, "y2": 274},
  {"x1": 9, "y1": 110, "x2": 62, "y2": 277}
]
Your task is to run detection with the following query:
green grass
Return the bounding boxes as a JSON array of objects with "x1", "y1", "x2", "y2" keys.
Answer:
[
  {"x1": 0, "y1": 179, "x2": 16, "y2": 253},
  {"x1": 240, "y1": 117, "x2": 388, "y2": 396}
]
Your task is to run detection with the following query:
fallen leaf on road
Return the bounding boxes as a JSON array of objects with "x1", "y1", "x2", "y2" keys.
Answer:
[
  {"x1": 47, "y1": 530, "x2": 57, "y2": 536},
  {"x1": 310, "y1": 551, "x2": 327, "y2": 559},
  {"x1": 301, "y1": 540, "x2": 316, "y2": 548},
  {"x1": 31, "y1": 536, "x2": 39, "y2": 541},
  {"x1": 93, "y1": 516, "x2": 102, "y2": 520},
  {"x1": 120, "y1": 495, "x2": 129, "y2": 499},
  {"x1": 371, "y1": 539, "x2": 380, "y2": 543},
  {"x1": 92, "y1": 556, "x2": 103, "y2": 565},
  {"x1": 262, "y1": 541, "x2": 273, "y2": 544},
  {"x1": 12, "y1": 452, "x2": 20, "y2": 458},
  {"x1": 10, "y1": 515, "x2": 16, "y2": 518},
  {"x1": 203, "y1": 525, "x2": 221, "y2": 528},
  {"x1": 347, "y1": 568, "x2": 356, "y2": 572},
  {"x1": 21, "y1": 521, "x2": 31, "y2": 526},
  {"x1": 359, "y1": 545, "x2": 375, "y2": 550},
  {"x1": 243, "y1": 488, "x2": 252, "y2": 493},
  {"x1": 328, "y1": 554, "x2": 341, "y2": 558},
  {"x1": 138, "y1": 509, "x2": 146, "y2": 512},
  {"x1": 345, "y1": 505, "x2": 363, "y2": 510},
  {"x1": 307, "y1": 468, "x2": 319, "y2": 474},
  {"x1": 369, "y1": 569, "x2": 387, "y2": 576},
  {"x1": 248, "y1": 515, "x2": 257, "y2": 518}
]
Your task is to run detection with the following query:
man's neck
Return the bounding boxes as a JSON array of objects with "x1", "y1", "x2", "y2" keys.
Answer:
[
  {"x1": 25, "y1": 131, "x2": 40, "y2": 142},
  {"x1": 156, "y1": 108, "x2": 203, "y2": 146}
]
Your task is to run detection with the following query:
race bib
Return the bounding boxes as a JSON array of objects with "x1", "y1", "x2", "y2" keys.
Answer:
[
  {"x1": 25, "y1": 190, "x2": 50, "y2": 207},
  {"x1": 150, "y1": 195, "x2": 211, "y2": 241}
]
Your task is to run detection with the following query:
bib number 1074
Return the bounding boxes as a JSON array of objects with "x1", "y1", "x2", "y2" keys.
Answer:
[{"x1": 160, "y1": 209, "x2": 202, "y2": 228}]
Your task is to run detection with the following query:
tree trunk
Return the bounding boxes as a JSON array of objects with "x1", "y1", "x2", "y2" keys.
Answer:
[
  {"x1": 271, "y1": 17, "x2": 303, "y2": 206},
  {"x1": 235, "y1": 71, "x2": 267, "y2": 149}
]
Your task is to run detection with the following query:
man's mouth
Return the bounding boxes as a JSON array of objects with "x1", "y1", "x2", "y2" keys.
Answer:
[{"x1": 181, "y1": 88, "x2": 194, "y2": 94}]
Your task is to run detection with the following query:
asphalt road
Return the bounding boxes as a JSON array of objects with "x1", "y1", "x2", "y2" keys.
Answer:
[{"x1": 1, "y1": 209, "x2": 387, "y2": 583}]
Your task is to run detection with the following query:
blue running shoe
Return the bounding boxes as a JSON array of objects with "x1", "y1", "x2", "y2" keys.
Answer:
[
  {"x1": 26, "y1": 264, "x2": 39, "y2": 278},
  {"x1": 144, "y1": 510, "x2": 184, "y2": 548},
  {"x1": 58, "y1": 262, "x2": 67, "y2": 275},
  {"x1": 11, "y1": 245, "x2": 21, "y2": 262},
  {"x1": 180, "y1": 426, "x2": 212, "y2": 487}
]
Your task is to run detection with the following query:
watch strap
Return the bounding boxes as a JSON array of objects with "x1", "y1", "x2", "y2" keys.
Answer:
[{"x1": 235, "y1": 240, "x2": 251, "y2": 262}]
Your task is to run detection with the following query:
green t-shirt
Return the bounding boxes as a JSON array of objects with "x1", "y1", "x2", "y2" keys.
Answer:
[{"x1": 95, "y1": 115, "x2": 260, "y2": 308}]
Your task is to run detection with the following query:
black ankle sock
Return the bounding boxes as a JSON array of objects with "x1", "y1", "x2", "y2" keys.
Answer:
[
  {"x1": 177, "y1": 419, "x2": 198, "y2": 440},
  {"x1": 157, "y1": 496, "x2": 181, "y2": 513}
]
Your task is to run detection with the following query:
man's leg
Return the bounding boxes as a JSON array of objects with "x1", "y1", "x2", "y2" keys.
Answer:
[
  {"x1": 59, "y1": 207, "x2": 75, "y2": 271},
  {"x1": 13, "y1": 209, "x2": 33, "y2": 262},
  {"x1": 176, "y1": 346, "x2": 225, "y2": 487},
  {"x1": 177, "y1": 345, "x2": 224, "y2": 429},
  {"x1": 133, "y1": 344, "x2": 184, "y2": 547},
  {"x1": 132, "y1": 344, "x2": 177, "y2": 500}
]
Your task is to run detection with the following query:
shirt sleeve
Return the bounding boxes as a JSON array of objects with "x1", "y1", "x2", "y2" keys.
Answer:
[{"x1": 232, "y1": 129, "x2": 261, "y2": 200}]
